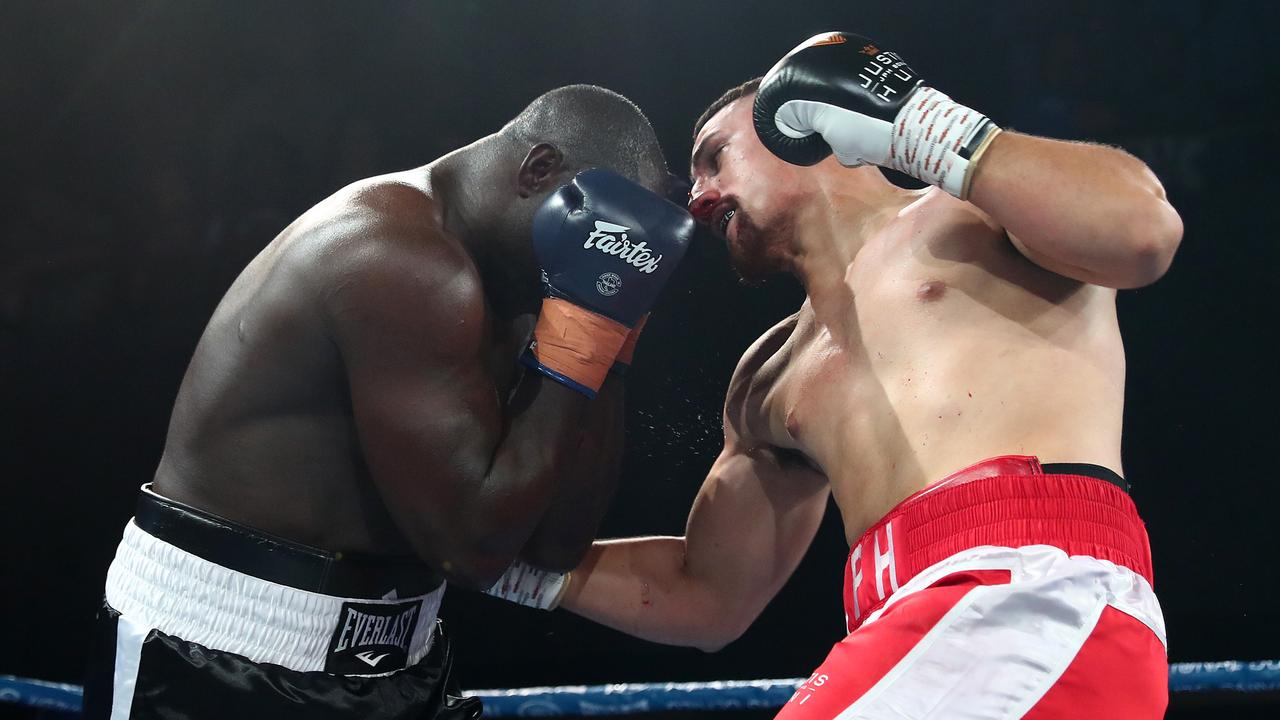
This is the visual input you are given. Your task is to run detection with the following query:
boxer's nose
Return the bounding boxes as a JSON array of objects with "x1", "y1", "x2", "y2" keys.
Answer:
[{"x1": 689, "y1": 185, "x2": 720, "y2": 223}]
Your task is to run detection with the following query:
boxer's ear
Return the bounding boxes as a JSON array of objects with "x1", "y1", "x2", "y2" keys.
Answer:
[{"x1": 517, "y1": 143, "x2": 564, "y2": 198}]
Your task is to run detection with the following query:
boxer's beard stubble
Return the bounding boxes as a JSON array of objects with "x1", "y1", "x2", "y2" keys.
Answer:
[{"x1": 726, "y1": 207, "x2": 788, "y2": 286}]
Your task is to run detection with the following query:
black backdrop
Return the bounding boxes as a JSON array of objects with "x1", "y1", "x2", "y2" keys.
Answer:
[{"x1": 2, "y1": 1, "x2": 1278, "y2": 717}]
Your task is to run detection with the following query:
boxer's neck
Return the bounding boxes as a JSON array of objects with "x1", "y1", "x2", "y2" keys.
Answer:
[
  {"x1": 432, "y1": 136, "x2": 508, "y2": 243},
  {"x1": 432, "y1": 138, "x2": 542, "y2": 317},
  {"x1": 788, "y1": 166, "x2": 923, "y2": 320}
]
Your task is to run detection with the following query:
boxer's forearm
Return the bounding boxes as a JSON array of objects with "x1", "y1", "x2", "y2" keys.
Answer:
[
  {"x1": 967, "y1": 131, "x2": 1182, "y2": 288},
  {"x1": 519, "y1": 377, "x2": 626, "y2": 571},
  {"x1": 560, "y1": 537, "x2": 734, "y2": 652},
  {"x1": 436, "y1": 373, "x2": 593, "y2": 588}
]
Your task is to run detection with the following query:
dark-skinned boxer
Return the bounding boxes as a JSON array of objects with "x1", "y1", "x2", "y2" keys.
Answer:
[
  {"x1": 82, "y1": 85, "x2": 694, "y2": 720},
  {"x1": 493, "y1": 35, "x2": 1182, "y2": 719}
]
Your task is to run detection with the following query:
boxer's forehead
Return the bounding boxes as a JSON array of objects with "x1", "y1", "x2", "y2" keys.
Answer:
[{"x1": 690, "y1": 96, "x2": 753, "y2": 175}]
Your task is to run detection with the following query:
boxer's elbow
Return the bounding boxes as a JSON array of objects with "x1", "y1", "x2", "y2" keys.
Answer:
[
  {"x1": 691, "y1": 607, "x2": 760, "y2": 653},
  {"x1": 1118, "y1": 197, "x2": 1183, "y2": 287},
  {"x1": 518, "y1": 508, "x2": 603, "y2": 572},
  {"x1": 410, "y1": 520, "x2": 524, "y2": 590},
  {"x1": 520, "y1": 534, "x2": 591, "y2": 574},
  {"x1": 681, "y1": 580, "x2": 763, "y2": 653},
  {"x1": 694, "y1": 637, "x2": 732, "y2": 653},
  {"x1": 454, "y1": 524, "x2": 546, "y2": 588},
  {"x1": 423, "y1": 541, "x2": 514, "y2": 590},
  {"x1": 693, "y1": 616, "x2": 751, "y2": 653},
  {"x1": 445, "y1": 499, "x2": 557, "y2": 586}
]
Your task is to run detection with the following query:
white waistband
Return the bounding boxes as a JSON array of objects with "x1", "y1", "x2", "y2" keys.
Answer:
[{"x1": 105, "y1": 519, "x2": 446, "y2": 674}]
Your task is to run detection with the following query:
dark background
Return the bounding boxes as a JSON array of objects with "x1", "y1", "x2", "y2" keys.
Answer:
[{"x1": 2, "y1": 1, "x2": 1278, "y2": 717}]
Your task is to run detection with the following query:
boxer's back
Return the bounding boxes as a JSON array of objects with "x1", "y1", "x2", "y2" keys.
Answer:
[
  {"x1": 153, "y1": 173, "x2": 471, "y2": 554},
  {"x1": 731, "y1": 189, "x2": 1127, "y2": 543}
]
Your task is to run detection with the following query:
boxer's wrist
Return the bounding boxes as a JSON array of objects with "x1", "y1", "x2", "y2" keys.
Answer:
[
  {"x1": 610, "y1": 315, "x2": 648, "y2": 377},
  {"x1": 556, "y1": 567, "x2": 585, "y2": 610},
  {"x1": 957, "y1": 123, "x2": 1003, "y2": 201},
  {"x1": 484, "y1": 560, "x2": 570, "y2": 610},
  {"x1": 888, "y1": 87, "x2": 1001, "y2": 199},
  {"x1": 523, "y1": 298, "x2": 630, "y2": 398}
]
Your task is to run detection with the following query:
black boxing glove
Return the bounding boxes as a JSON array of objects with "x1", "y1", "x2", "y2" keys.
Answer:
[
  {"x1": 523, "y1": 169, "x2": 694, "y2": 397},
  {"x1": 753, "y1": 32, "x2": 1002, "y2": 199}
]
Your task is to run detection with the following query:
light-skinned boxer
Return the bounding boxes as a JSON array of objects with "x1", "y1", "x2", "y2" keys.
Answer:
[
  {"x1": 83, "y1": 85, "x2": 694, "y2": 720},
  {"x1": 492, "y1": 34, "x2": 1182, "y2": 719}
]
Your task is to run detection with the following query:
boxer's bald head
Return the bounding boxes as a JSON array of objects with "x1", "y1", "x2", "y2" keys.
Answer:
[
  {"x1": 505, "y1": 85, "x2": 668, "y2": 194},
  {"x1": 436, "y1": 85, "x2": 671, "y2": 294}
]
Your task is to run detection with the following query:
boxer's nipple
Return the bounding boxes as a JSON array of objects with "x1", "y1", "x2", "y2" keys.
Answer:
[
  {"x1": 916, "y1": 279, "x2": 946, "y2": 302},
  {"x1": 785, "y1": 405, "x2": 802, "y2": 438}
]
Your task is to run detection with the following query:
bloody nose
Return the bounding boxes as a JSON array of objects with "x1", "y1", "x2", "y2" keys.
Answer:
[{"x1": 689, "y1": 190, "x2": 719, "y2": 223}]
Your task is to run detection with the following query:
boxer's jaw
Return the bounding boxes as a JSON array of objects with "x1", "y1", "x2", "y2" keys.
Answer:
[{"x1": 725, "y1": 204, "x2": 796, "y2": 286}]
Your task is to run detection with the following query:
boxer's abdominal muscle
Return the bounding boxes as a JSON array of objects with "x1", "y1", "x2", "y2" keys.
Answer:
[{"x1": 733, "y1": 203, "x2": 1127, "y2": 545}]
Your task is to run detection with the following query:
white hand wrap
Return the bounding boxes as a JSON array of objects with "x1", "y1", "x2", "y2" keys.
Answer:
[
  {"x1": 484, "y1": 561, "x2": 569, "y2": 610},
  {"x1": 887, "y1": 87, "x2": 1002, "y2": 199}
]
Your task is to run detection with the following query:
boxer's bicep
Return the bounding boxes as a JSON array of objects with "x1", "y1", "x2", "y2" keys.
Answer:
[
  {"x1": 682, "y1": 441, "x2": 829, "y2": 642},
  {"x1": 327, "y1": 240, "x2": 505, "y2": 567}
]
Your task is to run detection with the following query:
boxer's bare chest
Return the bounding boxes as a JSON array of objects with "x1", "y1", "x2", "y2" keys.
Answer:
[
  {"x1": 731, "y1": 200, "x2": 1042, "y2": 515},
  {"x1": 737, "y1": 296, "x2": 878, "y2": 475},
  {"x1": 736, "y1": 246, "x2": 938, "y2": 471}
]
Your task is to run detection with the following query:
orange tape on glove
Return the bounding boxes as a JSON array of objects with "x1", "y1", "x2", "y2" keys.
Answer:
[
  {"x1": 614, "y1": 314, "x2": 648, "y2": 367},
  {"x1": 531, "y1": 298, "x2": 630, "y2": 394}
]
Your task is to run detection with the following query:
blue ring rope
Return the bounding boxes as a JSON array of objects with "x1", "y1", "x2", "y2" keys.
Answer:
[{"x1": 2, "y1": 661, "x2": 1278, "y2": 716}]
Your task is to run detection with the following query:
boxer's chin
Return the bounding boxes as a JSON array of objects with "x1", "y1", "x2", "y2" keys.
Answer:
[{"x1": 726, "y1": 213, "x2": 785, "y2": 286}]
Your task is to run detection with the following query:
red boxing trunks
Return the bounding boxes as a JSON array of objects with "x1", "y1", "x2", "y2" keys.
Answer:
[{"x1": 776, "y1": 456, "x2": 1166, "y2": 720}]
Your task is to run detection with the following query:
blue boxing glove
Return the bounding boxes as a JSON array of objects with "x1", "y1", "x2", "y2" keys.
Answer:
[
  {"x1": 523, "y1": 169, "x2": 694, "y2": 397},
  {"x1": 754, "y1": 32, "x2": 1002, "y2": 199}
]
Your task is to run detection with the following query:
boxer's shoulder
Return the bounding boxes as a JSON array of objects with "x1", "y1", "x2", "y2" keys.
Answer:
[
  {"x1": 346, "y1": 173, "x2": 439, "y2": 219},
  {"x1": 724, "y1": 310, "x2": 802, "y2": 425},
  {"x1": 735, "y1": 311, "x2": 802, "y2": 379},
  {"x1": 316, "y1": 173, "x2": 444, "y2": 241},
  {"x1": 306, "y1": 179, "x2": 485, "y2": 346},
  {"x1": 302, "y1": 174, "x2": 466, "y2": 277}
]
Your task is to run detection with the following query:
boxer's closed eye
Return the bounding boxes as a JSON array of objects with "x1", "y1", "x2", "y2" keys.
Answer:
[{"x1": 710, "y1": 144, "x2": 727, "y2": 173}]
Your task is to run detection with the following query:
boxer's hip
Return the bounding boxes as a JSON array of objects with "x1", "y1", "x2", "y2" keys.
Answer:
[
  {"x1": 777, "y1": 456, "x2": 1167, "y2": 719},
  {"x1": 103, "y1": 484, "x2": 446, "y2": 674},
  {"x1": 786, "y1": 546, "x2": 1167, "y2": 719},
  {"x1": 843, "y1": 454, "x2": 1159, "y2": 637}
]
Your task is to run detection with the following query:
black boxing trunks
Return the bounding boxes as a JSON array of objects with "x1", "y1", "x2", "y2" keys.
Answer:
[
  {"x1": 776, "y1": 455, "x2": 1167, "y2": 719},
  {"x1": 82, "y1": 485, "x2": 480, "y2": 720}
]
